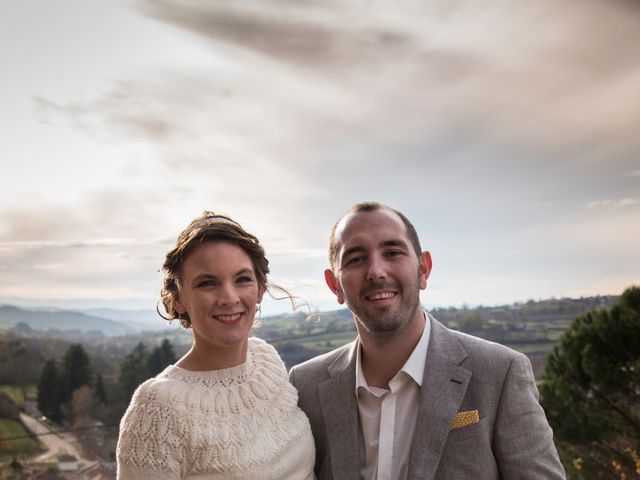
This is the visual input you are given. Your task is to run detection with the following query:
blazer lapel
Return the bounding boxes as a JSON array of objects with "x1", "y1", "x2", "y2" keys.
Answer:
[
  {"x1": 318, "y1": 341, "x2": 360, "y2": 480},
  {"x1": 408, "y1": 317, "x2": 472, "y2": 480}
]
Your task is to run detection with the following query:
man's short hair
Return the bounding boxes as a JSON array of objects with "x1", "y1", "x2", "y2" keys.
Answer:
[{"x1": 328, "y1": 201, "x2": 422, "y2": 269}]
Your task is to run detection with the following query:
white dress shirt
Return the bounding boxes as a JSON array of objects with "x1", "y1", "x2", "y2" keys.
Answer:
[{"x1": 355, "y1": 315, "x2": 431, "y2": 480}]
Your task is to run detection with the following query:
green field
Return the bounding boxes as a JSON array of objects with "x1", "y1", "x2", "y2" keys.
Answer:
[
  {"x1": 0, "y1": 418, "x2": 45, "y2": 460},
  {"x1": 503, "y1": 342, "x2": 557, "y2": 354},
  {"x1": 296, "y1": 331, "x2": 357, "y2": 350},
  {"x1": 0, "y1": 385, "x2": 37, "y2": 406}
]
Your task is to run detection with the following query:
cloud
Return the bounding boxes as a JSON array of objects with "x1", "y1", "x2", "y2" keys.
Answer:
[
  {"x1": 8, "y1": 0, "x2": 639, "y2": 310},
  {"x1": 129, "y1": 0, "x2": 640, "y2": 160},
  {"x1": 586, "y1": 198, "x2": 640, "y2": 209},
  {"x1": 0, "y1": 239, "x2": 166, "y2": 250},
  {"x1": 626, "y1": 169, "x2": 640, "y2": 178},
  {"x1": 39, "y1": 0, "x2": 640, "y2": 215}
]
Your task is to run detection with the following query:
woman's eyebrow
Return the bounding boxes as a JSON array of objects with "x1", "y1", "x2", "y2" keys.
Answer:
[{"x1": 234, "y1": 268, "x2": 254, "y2": 276}]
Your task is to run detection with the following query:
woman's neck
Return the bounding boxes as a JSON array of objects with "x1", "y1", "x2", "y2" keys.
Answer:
[{"x1": 176, "y1": 338, "x2": 249, "y2": 371}]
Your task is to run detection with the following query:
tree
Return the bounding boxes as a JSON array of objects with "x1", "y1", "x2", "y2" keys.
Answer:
[
  {"x1": 37, "y1": 359, "x2": 63, "y2": 421},
  {"x1": 540, "y1": 286, "x2": 640, "y2": 479},
  {"x1": 459, "y1": 311, "x2": 486, "y2": 332},
  {"x1": 118, "y1": 342, "x2": 150, "y2": 404},
  {"x1": 147, "y1": 339, "x2": 177, "y2": 376},
  {"x1": 60, "y1": 344, "x2": 93, "y2": 403},
  {"x1": 94, "y1": 373, "x2": 107, "y2": 404},
  {"x1": 71, "y1": 385, "x2": 94, "y2": 425}
]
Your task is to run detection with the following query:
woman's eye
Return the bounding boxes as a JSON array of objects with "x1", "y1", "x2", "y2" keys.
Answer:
[
  {"x1": 237, "y1": 276, "x2": 253, "y2": 283},
  {"x1": 197, "y1": 280, "x2": 215, "y2": 287}
]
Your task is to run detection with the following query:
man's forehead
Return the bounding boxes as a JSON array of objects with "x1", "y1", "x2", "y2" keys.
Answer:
[{"x1": 335, "y1": 208, "x2": 407, "y2": 245}]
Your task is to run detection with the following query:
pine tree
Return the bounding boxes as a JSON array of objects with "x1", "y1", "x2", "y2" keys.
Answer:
[
  {"x1": 94, "y1": 373, "x2": 107, "y2": 404},
  {"x1": 60, "y1": 344, "x2": 93, "y2": 403},
  {"x1": 540, "y1": 285, "x2": 640, "y2": 478},
  {"x1": 118, "y1": 342, "x2": 150, "y2": 403},
  {"x1": 147, "y1": 339, "x2": 177, "y2": 376},
  {"x1": 37, "y1": 359, "x2": 63, "y2": 421}
]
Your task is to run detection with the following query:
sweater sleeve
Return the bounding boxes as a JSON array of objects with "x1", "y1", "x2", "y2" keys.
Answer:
[{"x1": 116, "y1": 386, "x2": 187, "y2": 480}]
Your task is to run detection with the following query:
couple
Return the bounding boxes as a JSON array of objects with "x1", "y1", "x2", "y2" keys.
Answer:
[{"x1": 116, "y1": 202, "x2": 565, "y2": 479}]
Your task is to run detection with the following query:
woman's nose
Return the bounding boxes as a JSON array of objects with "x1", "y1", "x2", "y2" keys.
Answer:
[{"x1": 217, "y1": 284, "x2": 240, "y2": 305}]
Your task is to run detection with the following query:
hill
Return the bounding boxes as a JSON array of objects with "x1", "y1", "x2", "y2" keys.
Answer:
[
  {"x1": 83, "y1": 308, "x2": 168, "y2": 331},
  {"x1": 0, "y1": 305, "x2": 132, "y2": 335}
]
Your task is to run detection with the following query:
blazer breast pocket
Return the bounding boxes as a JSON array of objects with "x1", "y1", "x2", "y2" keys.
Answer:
[{"x1": 445, "y1": 416, "x2": 487, "y2": 446}]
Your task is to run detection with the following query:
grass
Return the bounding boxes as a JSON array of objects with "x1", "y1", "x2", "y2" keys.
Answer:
[
  {"x1": 0, "y1": 385, "x2": 37, "y2": 406},
  {"x1": 297, "y1": 331, "x2": 357, "y2": 350},
  {"x1": 503, "y1": 341, "x2": 557, "y2": 354},
  {"x1": 0, "y1": 418, "x2": 45, "y2": 461}
]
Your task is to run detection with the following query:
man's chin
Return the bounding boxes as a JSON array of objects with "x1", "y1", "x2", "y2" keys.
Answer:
[{"x1": 357, "y1": 313, "x2": 403, "y2": 334}]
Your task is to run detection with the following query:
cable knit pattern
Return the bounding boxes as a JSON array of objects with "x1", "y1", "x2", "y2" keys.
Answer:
[{"x1": 116, "y1": 337, "x2": 315, "y2": 480}]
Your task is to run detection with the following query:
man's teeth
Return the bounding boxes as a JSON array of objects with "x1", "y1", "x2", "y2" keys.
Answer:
[
  {"x1": 216, "y1": 313, "x2": 242, "y2": 321},
  {"x1": 368, "y1": 292, "x2": 395, "y2": 301}
]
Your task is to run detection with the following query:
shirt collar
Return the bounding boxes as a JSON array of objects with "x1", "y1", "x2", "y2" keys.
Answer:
[{"x1": 355, "y1": 311, "x2": 431, "y2": 392}]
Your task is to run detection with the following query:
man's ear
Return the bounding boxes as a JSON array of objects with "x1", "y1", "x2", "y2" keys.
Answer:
[
  {"x1": 418, "y1": 251, "x2": 432, "y2": 290},
  {"x1": 324, "y1": 268, "x2": 345, "y2": 304}
]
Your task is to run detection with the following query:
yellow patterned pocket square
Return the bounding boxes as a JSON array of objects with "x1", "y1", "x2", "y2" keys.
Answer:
[{"x1": 450, "y1": 410, "x2": 480, "y2": 430}]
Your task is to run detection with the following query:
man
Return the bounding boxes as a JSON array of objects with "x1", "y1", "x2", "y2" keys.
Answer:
[{"x1": 289, "y1": 202, "x2": 565, "y2": 480}]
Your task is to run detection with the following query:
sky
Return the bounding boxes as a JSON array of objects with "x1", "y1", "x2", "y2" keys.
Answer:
[{"x1": 1, "y1": 0, "x2": 639, "y2": 316}]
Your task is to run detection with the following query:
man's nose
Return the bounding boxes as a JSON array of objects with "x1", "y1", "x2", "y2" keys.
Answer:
[{"x1": 366, "y1": 256, "x2": 387, "y2": 281}]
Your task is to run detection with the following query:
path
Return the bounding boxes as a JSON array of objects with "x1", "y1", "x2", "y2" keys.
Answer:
[{"x1": 18, "y1": 413, "x2": 92, "y2": 465}]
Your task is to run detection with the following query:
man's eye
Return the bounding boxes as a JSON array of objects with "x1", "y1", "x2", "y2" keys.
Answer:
[{"x1": 345, "y1": 256, "x2": 364, "y2": 266}]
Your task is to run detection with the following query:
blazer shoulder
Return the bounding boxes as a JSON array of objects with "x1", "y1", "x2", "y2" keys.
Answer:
[
  {"x1": 443, "y1": 326, "x2": 526, "y2": 366},
  {"x1": 289, "y1": 341, "x2": 354, "y2": 383}
]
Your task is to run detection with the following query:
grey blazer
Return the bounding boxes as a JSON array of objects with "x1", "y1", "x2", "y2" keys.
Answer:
[{"x1": 289, "y1": 315, "x2": 565, "y2": 480}]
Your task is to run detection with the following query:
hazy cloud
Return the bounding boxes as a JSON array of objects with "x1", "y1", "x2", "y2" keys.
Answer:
[
  {"x1": 3, "y1": 0, "x2": 638, "y2": 310},
  {"x1": 586, "y1": 198, "x2": 640, "y2": 209}
]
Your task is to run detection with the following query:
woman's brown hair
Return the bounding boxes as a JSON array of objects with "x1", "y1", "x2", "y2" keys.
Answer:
[{"x1": 159, "y1": 212, "x2": 272, "y2": 328}]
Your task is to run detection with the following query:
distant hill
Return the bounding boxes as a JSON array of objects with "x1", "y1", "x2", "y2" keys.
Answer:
[
  {"x1": 0, "y1": 305, "x2": 132, "y2": 335},
  {"x1": 430, "y1": 295, "x2": 619, "y2": 328},
  {"x1": 83, "y1": 308, "x2": 169, "y2": 331},
  {"x1": 0, "y1": 294, "x2": 621, "y2": 339}
]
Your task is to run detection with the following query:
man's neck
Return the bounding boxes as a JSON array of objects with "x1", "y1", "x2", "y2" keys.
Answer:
[{"x1": 359, "y1": 313, "x2": 426, "y2": 389}]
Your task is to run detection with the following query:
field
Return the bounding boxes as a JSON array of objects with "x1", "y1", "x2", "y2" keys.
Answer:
[
  {"x1": 0, "y1": 418, "x2": 45, "y2": 461},
  {"x1": 0, "y1": 385, "x2": 36, "y2": 406},
  {"x1": 503, "y1": 341, "x2": 557, "y2": 355}
]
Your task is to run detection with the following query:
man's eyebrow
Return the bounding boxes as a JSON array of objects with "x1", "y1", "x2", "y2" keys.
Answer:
[
  {"x1": 341, "y1": 239, "x2": 408, "y2": 261},
  {"x1": 380, "y1": 239, "x2": 408, "y2": 249},
  {"x1": 341, "y1": 245, "x2": 365, "y2": 260}
]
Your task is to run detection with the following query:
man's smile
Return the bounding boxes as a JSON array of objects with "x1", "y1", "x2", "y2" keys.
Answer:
[{"x1": 366, "y1": 291, "x2": 397, "y2": 301}]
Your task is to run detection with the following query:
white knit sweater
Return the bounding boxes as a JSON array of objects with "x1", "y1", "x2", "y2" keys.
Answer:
[{"x1": 116, "y1": 337, "x2": 315, "y2": 480}]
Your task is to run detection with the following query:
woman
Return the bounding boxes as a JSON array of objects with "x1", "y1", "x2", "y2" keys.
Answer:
[{"x1": 116, "y1": 212, "x2": 315, "y2": 479}]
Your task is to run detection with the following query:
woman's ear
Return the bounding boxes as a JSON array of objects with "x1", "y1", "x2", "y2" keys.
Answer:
[
  {"x1": 173, "y1": 290, "x2": 186, "y2": 315},
  {"x1": 257, "y1": 285, "x2": 265, "y2": 305}
]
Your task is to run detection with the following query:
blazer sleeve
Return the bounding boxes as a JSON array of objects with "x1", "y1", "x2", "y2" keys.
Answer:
[{"x1": 493, "y1": 353, "x2": 566, "y2": 479}]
